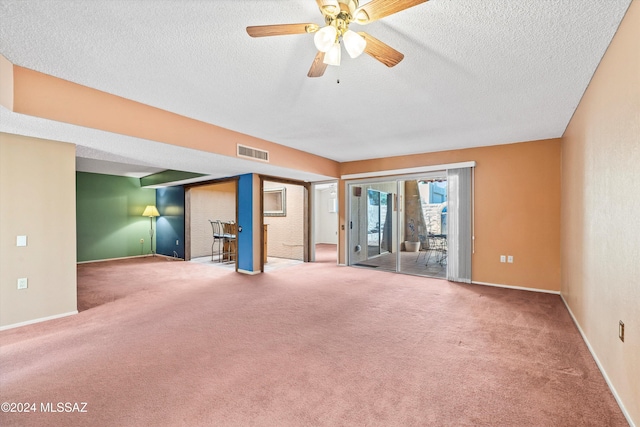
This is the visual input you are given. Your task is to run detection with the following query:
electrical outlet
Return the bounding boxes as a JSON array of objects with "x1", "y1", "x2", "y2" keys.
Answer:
[
  {"x1": 16, "y1": 235, "x2": 27, "y2": 247},
  {"x1": 17, "y1": 278, "x2": 28, "y2": 290},
  {"x1": 619, "y1": 320, "x2": 624, "y2": 342},
  {"x1": 500, "y1": 255, "x2": 506, "y2": 263},
  {"x1": 140, "y1": 238, "x2": 144, "y2": 244},
  {"x1": 176, "y1": 240, "x2": 179, "y2": 246},
  {"x1": 507, "y1": 255, "x2": 514, "y2": 263}
]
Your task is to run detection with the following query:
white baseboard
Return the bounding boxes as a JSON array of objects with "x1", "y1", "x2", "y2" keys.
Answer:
[
  {"x1": 0, "y1": 311, "x2": 78, "y2": 331},
  {"x1": 77, "y1": 254, "x2": 150, "y2": 264},
  {"x1": 77, "y1": 254, "x2": 184, "y2": 264},
  {"x1": 238, "y1": 269, "x2": 261, "y2": 275},
  {"x1": 472, "y1": 280, "x2": 560, "y2": 295},
  {"x1": 560, "y1": 295, "x2": 635, "y2": 427},
  {"x1": 155, "y1": 254, "x2": 184, "y2": 261}
]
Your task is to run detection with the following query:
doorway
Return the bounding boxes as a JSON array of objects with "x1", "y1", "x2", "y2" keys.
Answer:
[
  {"x1": 261, "y1": 176, "x2": 310, "y2": 272},
  {"x1": 313, "y1": 182, "x2": 339, "y2": 264},
  {"x1": 184, "y1": 179, "x2": 238, "y2": 271}
]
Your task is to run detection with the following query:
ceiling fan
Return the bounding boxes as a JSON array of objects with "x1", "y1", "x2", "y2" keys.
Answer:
[{"x1": 246, "y1": 0, "x2": 428, "y2": 77}]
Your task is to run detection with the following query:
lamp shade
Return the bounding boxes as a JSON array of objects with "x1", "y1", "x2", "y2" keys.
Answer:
[
  {"x1": 142, "y1": 205, "x2": 160, "y2": 217},
  {"x1": 314, "y1": 25, "x2": 338, "y2": 53},
  {"x1": 343, "y1": 30, "x2": 366, "y2": 58},
  {"x1": 323, "y1": 42, "x2": 341, "y2": 66}
]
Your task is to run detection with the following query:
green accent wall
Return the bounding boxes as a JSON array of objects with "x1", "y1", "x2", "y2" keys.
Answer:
[
  {"x1": 140, "y1": 169, "x2": 206, "y2": 187},
  {"x1": 76, "y1": 172, "x2": 156, "y2": 262}
]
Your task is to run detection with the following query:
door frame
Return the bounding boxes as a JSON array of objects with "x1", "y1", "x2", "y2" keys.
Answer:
[{"x1": 259, "y1": 175, "x2": 311, "y2": 272}]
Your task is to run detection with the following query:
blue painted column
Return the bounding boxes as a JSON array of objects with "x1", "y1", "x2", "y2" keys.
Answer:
[{"x1": 237, "y1": 174, "x2": 255, "y2": 273}]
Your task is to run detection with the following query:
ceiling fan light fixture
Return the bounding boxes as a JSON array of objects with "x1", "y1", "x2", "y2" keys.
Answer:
[
  {"x1": 354, "y1": 9, "x2": 369, "y2": 25},
  {"x1": 323, "y1": 42, "x2": 341, "y2": 66},
  {"x1": 314, "y1": 25, "x2": 338, "y2": 52},
  {"x1": 345, "y1": 0, "x2": 359, "y2": 14},
  {"x1": 343, "y1": 30, "x2": 366, "y2": 58},
  {"x1": 321, "y1": 0, "x2": 340, "y2": 16}
]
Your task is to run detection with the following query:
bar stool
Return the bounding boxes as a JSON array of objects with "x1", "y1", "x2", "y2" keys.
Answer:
[
  {"x1": 209, "y1": 220, "x2": 224, "y2": 262},
  {"x1": 221, "y1": 221, "x2": 237, "y2": 262}
]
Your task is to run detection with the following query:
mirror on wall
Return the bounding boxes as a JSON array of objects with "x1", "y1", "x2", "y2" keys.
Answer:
[{"x1": 264, "y1": 187, "x2": 286, "y2": 217}]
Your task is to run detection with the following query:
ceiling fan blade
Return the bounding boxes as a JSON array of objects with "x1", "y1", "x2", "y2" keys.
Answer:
[
  {"x1": 358, "y1": 32, "x2": 404, "y2": 67},
  {"x1": 246, "y1": 23, "x2": 319, "y2": 37},
  {"x1": 354, "y1": 0, "x2": 428, "y2": 25},
  {"x1": 308, "y1": 51, "x2": 328, "y2": 78}
]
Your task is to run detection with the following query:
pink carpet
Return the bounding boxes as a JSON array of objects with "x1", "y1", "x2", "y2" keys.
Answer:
[{"x1": 0, "y1": 245, "x2": 627, "y2": 426}]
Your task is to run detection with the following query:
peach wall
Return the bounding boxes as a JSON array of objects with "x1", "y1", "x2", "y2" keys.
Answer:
[
  {"x1": 9, "y1": 65, "x2": 339, "y2": 179},
  {"x1": 339, "y1": 139, "x2": 562, "y2": 291},
  {"x1": 0, "y1": 54, "x2": 13, "y2": 110},
  {"x1": 561, "y1": 1, "x2": 639, "y2": 424},
  {"x1": 0, "y1": 133, "x2": 77, "y2": 329}
]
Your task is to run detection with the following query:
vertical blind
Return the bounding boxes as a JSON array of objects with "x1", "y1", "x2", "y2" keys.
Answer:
[{"x1": 447, "y1": 167, "x2": 473, "y2": 283}]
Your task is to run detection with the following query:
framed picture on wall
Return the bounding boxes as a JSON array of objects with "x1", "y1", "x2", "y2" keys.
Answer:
[{"x1": 264, "y1": 187, "x2": 286, "y2": 216}]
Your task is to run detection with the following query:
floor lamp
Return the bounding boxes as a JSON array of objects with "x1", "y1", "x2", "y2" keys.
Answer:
[{"x1": 142, "y1": 205, "x2": 160, "y2": 256}]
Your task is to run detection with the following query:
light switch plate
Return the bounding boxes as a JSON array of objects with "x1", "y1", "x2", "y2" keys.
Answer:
[
  {"x1": 17, "y1": 278, "x2": 28, "y2": 290},
  {"x1": 17, "y1": 235, "x2": 27, "y2": 247}
]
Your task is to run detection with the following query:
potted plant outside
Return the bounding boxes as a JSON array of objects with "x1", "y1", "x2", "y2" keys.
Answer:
[{"x1": 404, "y1": 219, "x2": 420, "y2": 252}]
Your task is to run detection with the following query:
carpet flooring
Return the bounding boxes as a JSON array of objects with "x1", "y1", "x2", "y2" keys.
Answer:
[
  {"x1": 0, "y1": 245, "x2": 627, "y2": 426},
  {"x1": 354, "y1": 250, "x2": 447, "y2": 279}
]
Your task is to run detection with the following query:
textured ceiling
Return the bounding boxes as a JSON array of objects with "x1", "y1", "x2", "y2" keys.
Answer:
[{"x1": 0, "y1": 0, "x2": 633, "y2": 181}]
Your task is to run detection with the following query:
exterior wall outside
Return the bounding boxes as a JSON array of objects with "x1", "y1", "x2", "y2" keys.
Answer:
[
  {"x1": 264, "y1": 182, "x2": 304, "y2": 260},
  {"x1": 76, "y1": 172, "x2": 156, "y2": 262},
  {"x1": 339, "y1": 138, "x2": 562, "y2": 291},
  {"x1": 0, "y1": 133, "x2": 77, "y2": 328},
  {"x1": 189, "y1": 182, "x2": 235, "y2": 259},
  {"x1": 561, "y1": 1, "x2": 639, "y2": 424},
  {"x1": 404, "y1": 180, "x2": 427, "y2": 247}
]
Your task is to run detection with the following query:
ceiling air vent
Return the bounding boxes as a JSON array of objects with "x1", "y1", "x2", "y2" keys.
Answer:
[{"x1": 237, "y1": 144, "x2": 269, "y2": 162}]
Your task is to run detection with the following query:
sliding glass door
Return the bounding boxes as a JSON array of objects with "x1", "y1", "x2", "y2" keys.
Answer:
[
  {"x1": 347, "y1": 174, "x2": 455, "y2": 279},
  {"x1": 348, "y1": 182, "x2": 397, "y2": 272},
  {"x1": 367, "y1": 189, "x2": 392, "y2": 257},
  {"x1": 396, "y1": 177, "x2": 448, "y2": 278}
]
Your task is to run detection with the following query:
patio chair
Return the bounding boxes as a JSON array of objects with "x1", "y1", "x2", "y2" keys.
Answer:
[
  {"x1": 416, "y1": 234, "x2": 429, "y2": 263},
  {"x1": 425, "y1": 235, "x2": 447, "y2": 266}
]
